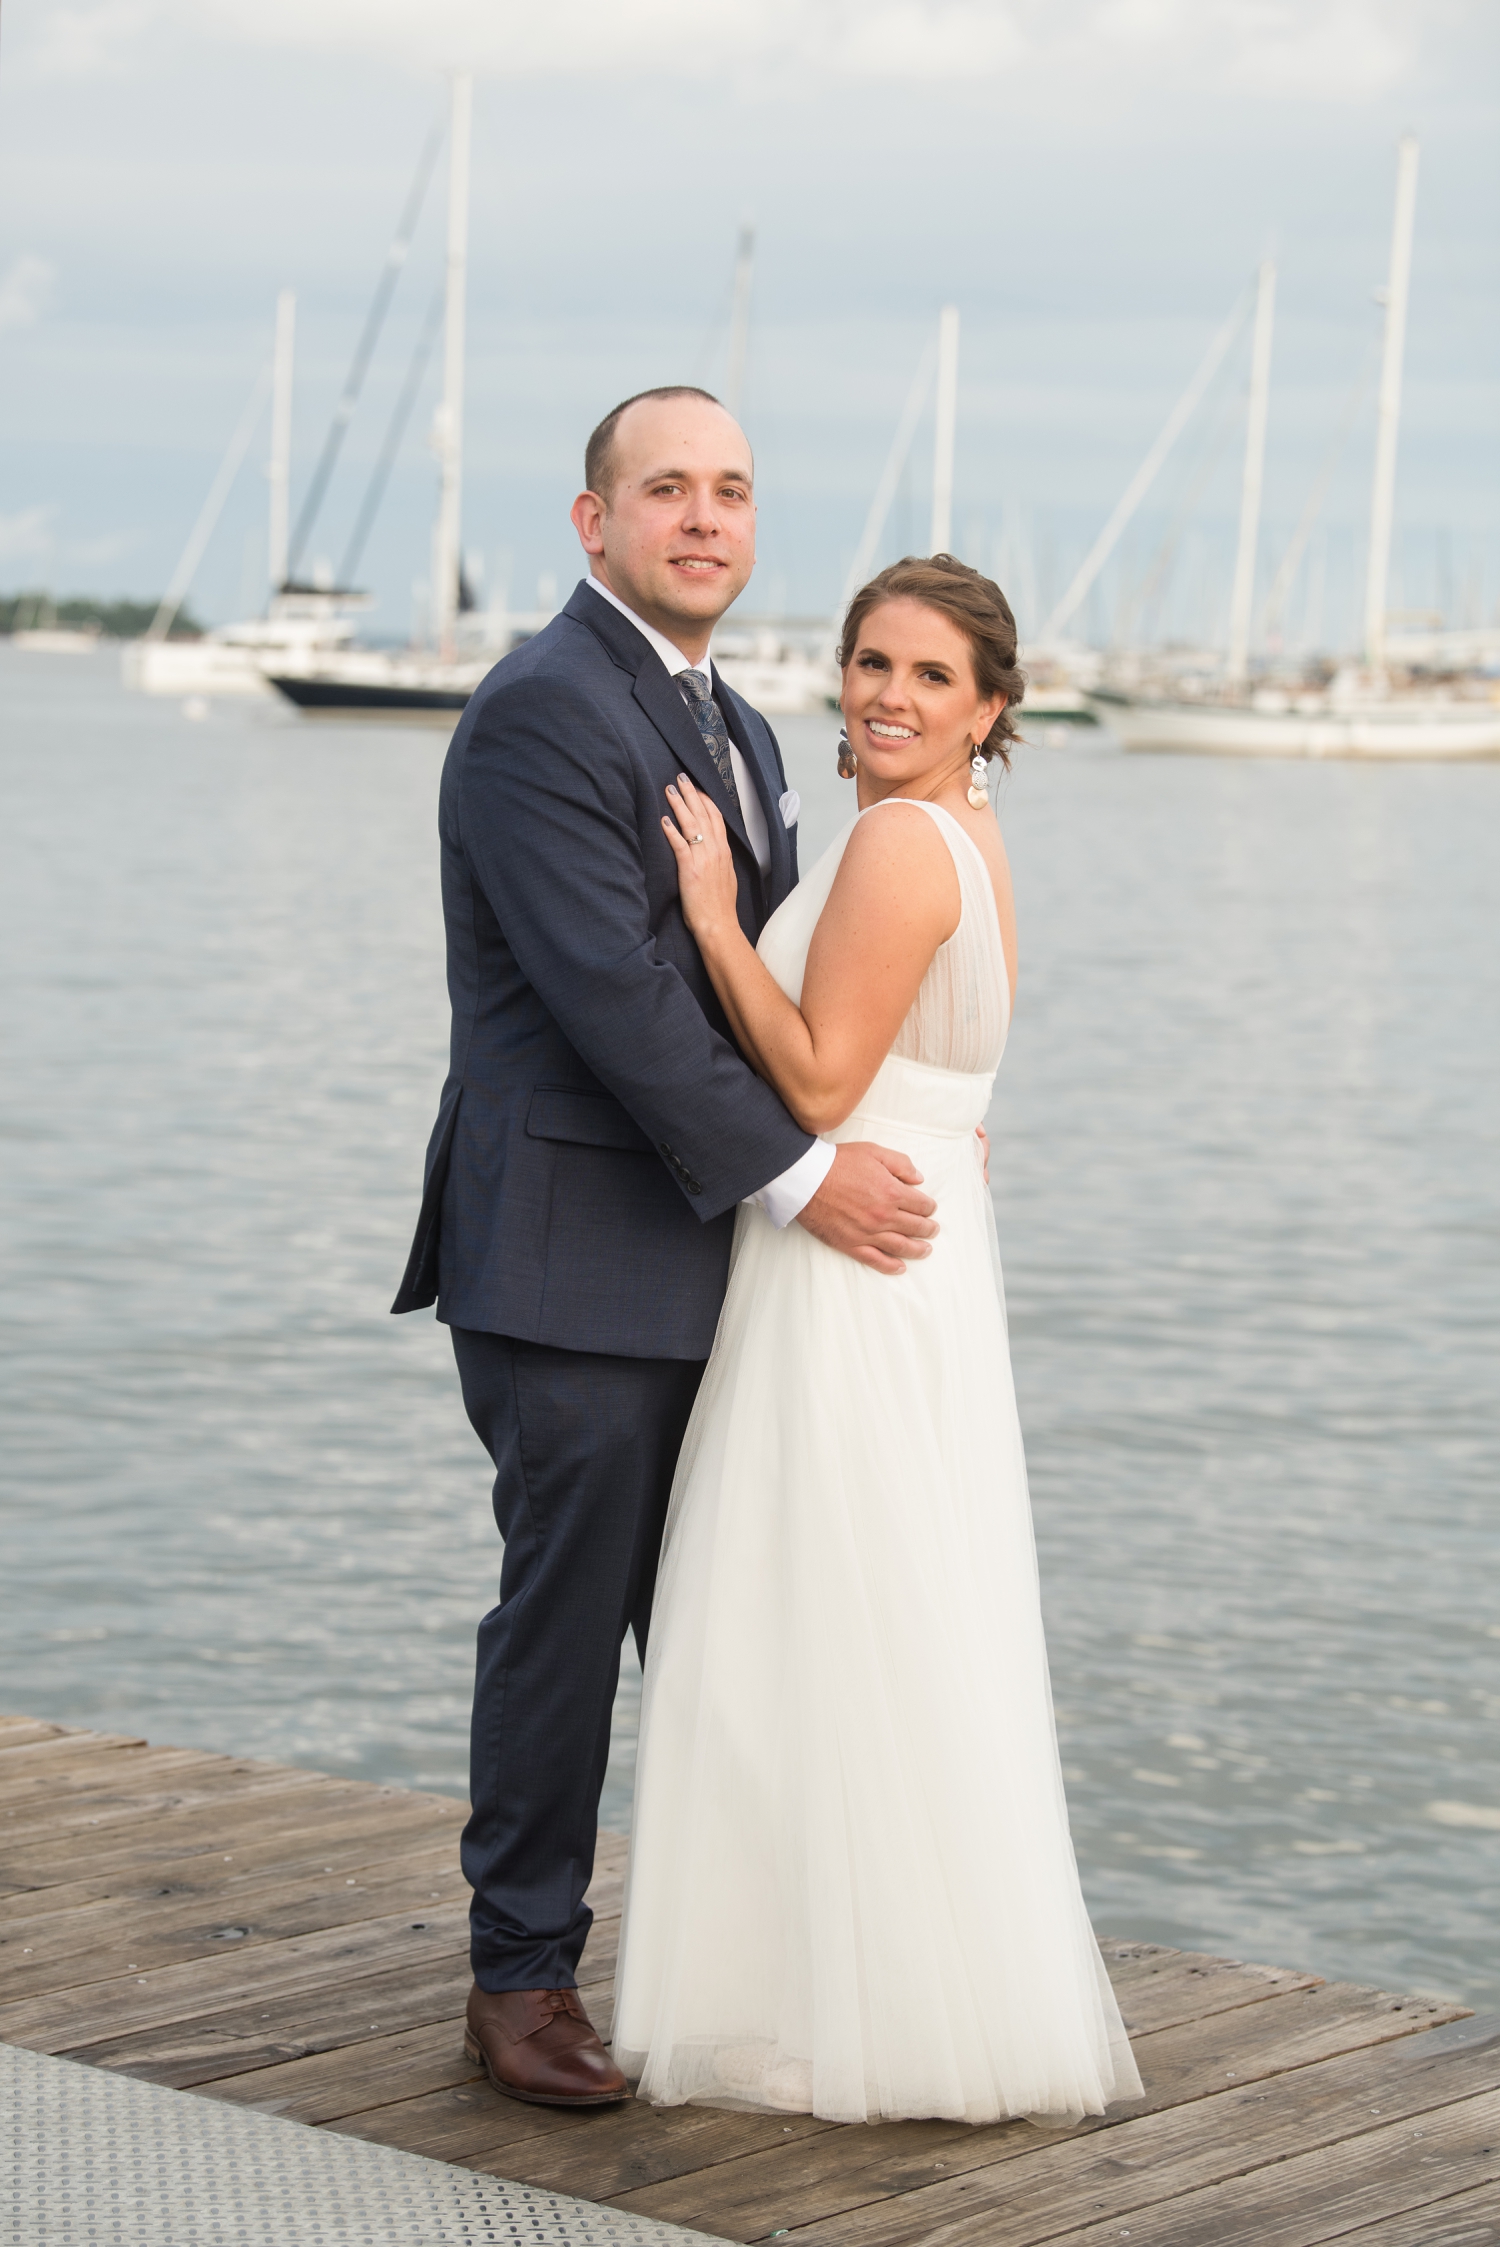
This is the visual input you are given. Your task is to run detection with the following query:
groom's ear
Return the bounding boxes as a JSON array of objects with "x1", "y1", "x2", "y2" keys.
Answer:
[{"x1": 571, "y1": 491, "x2": 607, "y2": 555}]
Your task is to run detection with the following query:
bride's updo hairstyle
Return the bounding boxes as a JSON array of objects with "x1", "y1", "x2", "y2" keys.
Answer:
[{"x1": 837, "y1": 553, "x2": 1026, "y2": 767}]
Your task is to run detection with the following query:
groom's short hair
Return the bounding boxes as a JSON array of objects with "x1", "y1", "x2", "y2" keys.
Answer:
[{"x1": 585, "y1": 386, "x2": 724, "y2": 502}]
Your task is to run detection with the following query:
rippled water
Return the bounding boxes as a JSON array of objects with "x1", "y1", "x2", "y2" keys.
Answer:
[{"x1": 2, "y1": 647, "x2": 1496, "y2": 2007}]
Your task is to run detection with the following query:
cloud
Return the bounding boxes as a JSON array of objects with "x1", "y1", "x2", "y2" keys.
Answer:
[
  {"x1": 0, "y1": 0, "x2": 1428, "y2": 98},
  {"x1": 22, "y1": 0, "x2": 155, "y2": 77},
  {"x1": 0, "y1": 255, "x2": 56, "y2": 334},
  {"x1": 190, "y1": 0, "x2": 1031, "y2": 81},
  {"x1": 1073, "y1": 0, "x2": 1418, "y2": 99},
  {"x1": 0, "y1": 505, "x2": 57, "y2": 562},
  {"x1": 1217, "y1": 0, "x2": 1413, "y2": 99}
]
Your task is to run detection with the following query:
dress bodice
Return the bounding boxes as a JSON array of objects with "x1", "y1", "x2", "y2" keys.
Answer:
[{"x1": 757, "y1": 799, "x2": 1011, "y2": 1081}]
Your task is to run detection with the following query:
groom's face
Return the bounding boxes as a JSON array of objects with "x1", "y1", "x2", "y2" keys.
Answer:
[{"x1": 573, "y1": 396, "x2": 756, "y2": 644}]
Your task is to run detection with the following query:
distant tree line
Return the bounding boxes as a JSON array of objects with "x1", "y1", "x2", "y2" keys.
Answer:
[{"x1": 1, "y1": 592, "x2": 204, "y2": 638}]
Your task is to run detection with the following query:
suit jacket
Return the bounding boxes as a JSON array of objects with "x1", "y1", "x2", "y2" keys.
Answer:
[{"x1": 391, "y1": 579, "x2": 814, "y2": 1358}]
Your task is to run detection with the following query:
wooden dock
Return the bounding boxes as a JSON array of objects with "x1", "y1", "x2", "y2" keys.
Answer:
[{"x1": 3, "y1": 1714, "x2": 1496, "y2": 2244}]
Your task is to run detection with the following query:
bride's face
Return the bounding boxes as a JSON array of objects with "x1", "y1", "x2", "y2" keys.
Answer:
[{"x1": 841, "y1": 599, "x2": 1004, "y2": 800}]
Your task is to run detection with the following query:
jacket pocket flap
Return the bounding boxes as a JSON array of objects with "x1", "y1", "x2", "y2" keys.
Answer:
[{"x1": 525, "y1": 1086, "x2": 654, "y2": 1154}]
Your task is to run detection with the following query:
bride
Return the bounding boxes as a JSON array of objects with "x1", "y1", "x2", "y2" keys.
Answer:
[{"x1": 611, "y1": 554, "x2": 1141, "y2": 2127}]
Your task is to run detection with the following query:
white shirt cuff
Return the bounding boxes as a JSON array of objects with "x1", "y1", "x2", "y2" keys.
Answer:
[{"x1": 750, "y1": 1138, "x2": 836, "y2": 1228}]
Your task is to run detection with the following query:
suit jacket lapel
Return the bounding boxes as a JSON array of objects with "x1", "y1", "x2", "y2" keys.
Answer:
[
  {"x1": 715, "y1": 675, "x2": 793, "y2": 910},
  {"x1": 629, "y1": 660, "x2": 754, "y2": 863},
  {"x1": 562, "y1": 582, "x2": 762, "y2": 886}
]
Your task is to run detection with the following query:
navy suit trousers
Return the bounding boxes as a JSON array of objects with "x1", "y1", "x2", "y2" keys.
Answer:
[{"x1": 450, "y1": 1326, "x2": 705, "y2": 1991}]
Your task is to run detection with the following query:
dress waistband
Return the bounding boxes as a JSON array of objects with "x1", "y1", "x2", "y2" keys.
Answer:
[{"x1": 826, "y1": 1053, "x2": 995, "y2": 1143}]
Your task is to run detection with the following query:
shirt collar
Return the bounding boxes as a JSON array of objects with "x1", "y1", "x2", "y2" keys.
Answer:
[{"x1": 585, "y1": 573, "x2": 712, "y2": 683}]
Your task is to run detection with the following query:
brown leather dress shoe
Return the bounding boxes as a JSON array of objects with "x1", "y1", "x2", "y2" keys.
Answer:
[{"x1": 464, "y1": 1984, "x2": 630, "y2": 2106}]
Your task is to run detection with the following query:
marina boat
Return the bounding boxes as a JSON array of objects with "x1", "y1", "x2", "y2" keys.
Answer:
[
  {"x1": 13, "y1": 626, "x2": 102, "y2": 654},
  {"x1": 6, "y1": 594, "x2": 103, "y2": 652},
  {"x1": 125, "y1": 284, "x2": 375, "y2": 699},
  {"x1": 1065, "y1": 140, "x2": 1497, "y2": 761},
  {"x1": 123, "y1": 585, "x2": 372, "y2": 698},
  {"x1": 270, "y1": 75, "x2": 496, "y2": 723},
  {"x1": 711, "y1": 623, "x2": 839, "y2": 714},
  {"x1": 268, "y1": 647, "x2": 489, "y2": 716},
  {"x1": 1089, "y1": 683, "x2": 1500, "y2": 759}
]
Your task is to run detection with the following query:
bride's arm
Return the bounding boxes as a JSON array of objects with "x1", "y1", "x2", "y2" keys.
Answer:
[{"x1": 662, "y1": 776, "x2": 959, "y2": 1134}]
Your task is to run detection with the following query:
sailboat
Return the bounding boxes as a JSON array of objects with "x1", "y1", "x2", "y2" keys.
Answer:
[
  {"x1": 699, "y1": 224, "x2": 840, "y2": 716},
  {"x1": 267, "y1": 73, "x2": 513, "y2": 722},
  {"x1": 1087, "y1": 140, "x2": 1500, "y2": 761},
  {"x1": 123, "y1": 290, "x2": 372, "y2": 698}
]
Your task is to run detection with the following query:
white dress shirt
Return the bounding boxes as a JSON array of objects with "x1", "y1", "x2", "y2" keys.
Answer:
[
  {"x1": 584, "y1": 573, "x2": 835, "y2": 1227},
  {"x1": 586, "y1": 574, "x2": 770, "y2": 871}
]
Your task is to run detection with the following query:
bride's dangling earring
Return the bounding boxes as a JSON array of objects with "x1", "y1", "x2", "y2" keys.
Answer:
[
  {"x1": 837, "y1": 725, "x2": 858, "y2": 780},
  {"x1": 967, "y1": 746, "x2": 990, "y2": 809}
]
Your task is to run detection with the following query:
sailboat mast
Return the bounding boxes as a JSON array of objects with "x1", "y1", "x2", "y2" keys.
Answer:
[
  {"x1": 724, "y1": 225, "x2": 755, "y2": 417},
  {"x1": 1226, "y1": 258, "x2": 1276, "y2": 683},
  {"x1": 930, "y1": 304, "x2": 959, "y2": 555},
  {"x1": 433, "y1": 70, "x2": 472, "y2": 661},
  {"x1": 267, "y1": 288, "x2": 295, "y2": 599},
  {"x1": 1363, "y1": 135, "x2": 1419, "y2": 679}
]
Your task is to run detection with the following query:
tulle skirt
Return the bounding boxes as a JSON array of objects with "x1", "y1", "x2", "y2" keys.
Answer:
[{"x1": 612, "y1": 1055, "x2": 1141, "y2": 2125}]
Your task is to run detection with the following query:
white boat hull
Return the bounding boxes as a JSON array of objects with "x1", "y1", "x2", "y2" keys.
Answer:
[
  {"x1": 712, "y1": 654, "x2": 838, "y2": 715},
  {"x1": 12, "y1": 629, "x2": 102, "y2": 654},
  {"x1": 121, "y1": 641, "x2": 277, "y2": 697},
  {"x1": 1093, "y1": 696, "x2": 1500, "y2": 760}
]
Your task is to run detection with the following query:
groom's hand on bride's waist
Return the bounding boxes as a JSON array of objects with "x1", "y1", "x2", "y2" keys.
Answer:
[{"x1": 795, "y1": 1143, "x2": 938, "y2": 1276}]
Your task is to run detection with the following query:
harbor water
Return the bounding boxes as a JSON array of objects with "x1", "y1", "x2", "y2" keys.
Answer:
[{"x1": 2, "y1": 645, "x2": 1496, "y2": 2008}]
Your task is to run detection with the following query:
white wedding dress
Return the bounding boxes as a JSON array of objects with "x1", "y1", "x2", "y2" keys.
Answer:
[{"x1": 612, "y1": 800, "x2": 1141, "y2": 2126}]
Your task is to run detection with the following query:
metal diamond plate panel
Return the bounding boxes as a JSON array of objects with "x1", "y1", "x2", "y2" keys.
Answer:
[{"x1": 2, "y1": 2041, "x2": 731, "y2": 2246}]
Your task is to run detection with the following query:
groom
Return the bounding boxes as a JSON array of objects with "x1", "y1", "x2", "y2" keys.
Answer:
[{"x1": 393, "y1": 385, "x2": 937, "y2": 2104}]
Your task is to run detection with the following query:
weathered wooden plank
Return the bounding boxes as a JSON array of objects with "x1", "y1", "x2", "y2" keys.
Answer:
[
  {"x1": 193, "y1": 1929, "x2": 622, "y2": 2125},
  {"x1": 338, "y1": 2066, "x2": 830, "y2": 2175},
  {"x1": 0, "y1": 1797, "x2": 465, "y2": 1922},
  {"x1": 472, "y1": 2110, "x2": 842, "y2": 2204},
  {"x1": 0, "y1": 1741, "x2": 170, "y2": 1811},
  {"x1": 574, "y1": 1913, "x2": 621, "y2": 1990},
  {"x1": 0, "y1": 1730, "x2": 146, "y2": 1770},
  {"x1": 196, "y1": 2016, "x2": 487, "y2": 2122},
  {"x1": 0, "y1": 1719, "x2": 74, "y2": 1749},
  {"x1": 1327, "y1": 2180, "x2": 1500, "y2": 2245},
  {"x1": 1100, "y1": 1940, "x2": 1320, "y2": 2035},
  {"x1": 1042, "y1": 2086, "x2": 1500, "y2": 2247},
  {"x1": 0, "y1": 1743, "x2": 331, "y2": 1811},
  {"x1": 0, "y1": 1750, "x2": 311, "y2": 1830},
  {"x1": 0, "y1": 1903, "x2": 469, "y2": 2051},
  {"x1": 0, "y1": 1763, "x2": 341, "y2": 1859},
  {"x1": 0, "y1": 1778, "x2": 450, "y2": 1894},
  {"x1": 0, "y1": 1741, "x2": 214, "y2": 1797},
  {"x1": 468, "y1": 2107, "x2": 839, "y2": 2198},
  {"x1": 70, "y1": 1954, "x2": 476, "y2": 2085},
  {"x1": 1110, "y1": 1978, "x2": 1464, "y2": 2114},
  {"x1": 592, "y1": 1995, "x2": 1464, "y2": 2238},
  {"x1": 743, "y1": 2015, "x2": 1500, "y2": 2247},
  {"x1": 1, "y1": 1839, "x2": 467, "y2": 1997},
  {"x1": 334, "y1": 2076, "x2": 647, "y2": 2165},
  {"x1": 57, "y1": 1941, "x2": 617, "y2": 2094}
]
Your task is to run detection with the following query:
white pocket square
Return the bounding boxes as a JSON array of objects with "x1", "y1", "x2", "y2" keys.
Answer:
[{"x1": 779, "y1": 789, "x2": 800, "y2": 829}]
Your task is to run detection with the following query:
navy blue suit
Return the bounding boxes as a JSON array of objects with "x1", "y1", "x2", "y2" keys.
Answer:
[{"x1": 393, "y1": 579, "x2": 813, "y2": 1989}]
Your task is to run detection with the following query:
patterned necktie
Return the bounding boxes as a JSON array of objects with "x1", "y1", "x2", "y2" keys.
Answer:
[{"x1": 675, "y1": 669, "x2": 739, "y2": 803}]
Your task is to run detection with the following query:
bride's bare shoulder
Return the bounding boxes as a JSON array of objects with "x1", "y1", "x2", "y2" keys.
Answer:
[{"x1": 826, "y1": 799, "x2": 961, "y2": 937}]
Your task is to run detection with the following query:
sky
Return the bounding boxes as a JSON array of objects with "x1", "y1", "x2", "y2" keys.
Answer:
[{"x1": 1, "y1": 0, "x2": 1496, "y2": 648}]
